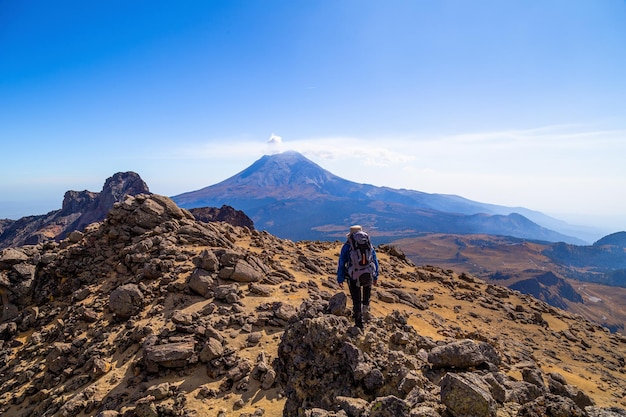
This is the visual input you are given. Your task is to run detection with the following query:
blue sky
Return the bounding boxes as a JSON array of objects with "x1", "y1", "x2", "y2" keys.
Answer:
[{"x1": 1, "y1": 1, "x2": 625, "y2": 235}]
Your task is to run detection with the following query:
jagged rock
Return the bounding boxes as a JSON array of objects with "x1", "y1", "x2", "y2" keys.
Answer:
[
  {"x1": 486, "y1": 284, "x2": 511, "y2": 299},
  {"x1": 134, "y1": 399, "x2": 159, "y2": 417},
  {"x1": 227, "y1": 358, "x2": 252, "y2": 382},
  {"x1": 90, "y1": 357, "x2": 111, "y2": 378},
  {"x1": 521, "y1": 367, "x2": 547, "y2": 391},
  {"x1": 171, "y1": 310, "x2": 194, "y2": 326},
  {"x1": 440, "y1": 372, "x2": 497, "y2": 417},
  {"x1": 276, "y1": 309, "x2": 440, "y2": 416},
  {"x1": 0, "y1": 252, "x2": 37, "y2": 306},
  {"x1": 409, "y1": 405, "x2": 441, "y2": 417},
  {"x1": 0, "y1": 247, "x2": 29, "y2": 263},
  {"x1": 199, "y1": 337, "x2": 224, "y2": 363},
  {"x1": 328, "y1": 291, "x2": 348, "y2": 316},
  {"x1": 250, "y1": 352, "x2": 277, "y2": 390},
  {"x1": 214, "y1": 283, "x2": 241, "y2": 303},
  {"x1": 586, "y1": 407, "x2": 626, "y2": 417},
  {"x1": 194, "y1": 248, "x2": 220, "y2": 272},
  {"x1": 45, "y1": 342, "x2": 73, "y2": 374},
  {"x1": 219, "y1": 256, "x2": 269, "y2": 282},
  {"x1": 189, "y1": 205, "x2": 254, "y2": 229},
  {"x1": 261, "y1": 367, "x2": 277, "y2": 390},
  {"x1": 109, "y1": 283, "x2": 144, "y2": 319},
  {"x1": 249, "y1": 282, "x2": 273, "y2": 296},
  {"x1": 517, "y1": 393, "x2": 585, "y2": 417},
  {"x1": 0, "y1": 318, "x2": 14, "y2": 341},
  {"x1": 428, "y1": 339, "x2": 500, "y2": 369},
  {"x1": 274, "y1": 302, "x2": 298, "y2": 322},
  {"x1": 187, "y1": 268, "x2": 215, "y2": 298},
  {"x1": 377, "y1": 289, "x2": 400, "y2": 304},
  {"x1": 336, "y1": 396, "x2": 369, "y2": 417},
  {"x1": 145, "y1": 382, "x2": 174, "y2": 400},
  {"x1": 276, "y1": 314, "x2": 357, "y2": 415},
  {"x1": 501, "y1": 379, "x2": 544, "y2": 404},
  {"x1": 547, "y1": 372, "x2": 595, "y2": 409},
  {"x1": 387, "y1": 288, "x2": 428, "y2": 309},
  {"x1": 144, "y1": 340, "x2": 196, "y2": 371},
  {"x1": 369, "y1": 395, "x2": 411, "y2": 417}
]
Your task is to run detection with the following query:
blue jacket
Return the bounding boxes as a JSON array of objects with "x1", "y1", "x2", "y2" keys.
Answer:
[{"x1": 337, "y1": 241, "x2": 379, "y2": 284}]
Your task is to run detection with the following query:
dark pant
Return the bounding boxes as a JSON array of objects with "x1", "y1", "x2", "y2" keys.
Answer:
[{"x1": 347, "y1": 278, "x2": 371, "y2": 328}]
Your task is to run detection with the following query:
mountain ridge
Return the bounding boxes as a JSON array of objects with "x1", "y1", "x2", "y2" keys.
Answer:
[
  {"x1": 172, "y1": 151, "x2": 587, "y2": 244},
  {"x1": 0, "y1": 172, "x2": 151, "y2": 249}
]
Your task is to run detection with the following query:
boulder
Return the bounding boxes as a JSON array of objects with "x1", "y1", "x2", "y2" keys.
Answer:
[
  {"x1": 109, "y1": 284, "x2": 144, "y2": 319},
  {"x1": 187, "y1": 268, "x2": 215, "y2": 298},
  {"x1": 328, "y1": 291, "x2": 348, "y2": 316},
  {"x1": 440, "y1": 372, "x2": 497, "y2": 417},
  {"x1": 0, "y1": 248, "x2": 28, "y2": 264},
  {"x1": 144, "y1": 341, "x2": 196, "y2": 371},
  {"x1": 220, "y1": 258, "x2": 267, "y2": 283},
  {"x1": 428, "y1": 339, "x2": 500, "y2": 369},
  {"x1": 199, "y1": 337, "x2": 224, "y2": 363},
  {"x1": 369, "y1": 395, "x2": 411, "y2": 417},
  {"x1": 194, "y1": 249, "x2": 219, "y2": 272}
]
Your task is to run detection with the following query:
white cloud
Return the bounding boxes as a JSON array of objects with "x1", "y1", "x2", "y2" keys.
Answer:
[{"x1": 267, "y1": 133, "x2": 283, "y2": 155}]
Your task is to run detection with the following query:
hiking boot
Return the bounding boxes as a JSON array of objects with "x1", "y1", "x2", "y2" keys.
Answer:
[
  {"x1": 362, "y1": 304, "x2": 370, "y2": 321},
  {"x1": 355, "y1": 312, "x2": 364, "y2": 329}
]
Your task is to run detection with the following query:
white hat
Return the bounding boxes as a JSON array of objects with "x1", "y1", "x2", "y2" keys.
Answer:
[{"x1": 347, "y1": 225, "x2": 362, "y2": 236}]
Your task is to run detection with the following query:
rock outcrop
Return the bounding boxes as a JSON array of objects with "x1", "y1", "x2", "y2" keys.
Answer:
[
  {"x1": 274, "y1": 306, "x2": 619, "y2": 417},
  {"x1": 0, "y1": 172, "x2": 150, "y2": 249},
  {"x1": 189, "y1": 205, "x2": 254, "y2": 230}
]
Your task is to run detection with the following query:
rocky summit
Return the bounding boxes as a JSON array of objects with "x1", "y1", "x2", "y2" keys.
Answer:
[
  {"x1": 0, "y1": 171, "x2": 150, "y2": 249},
  {"x1": 0, "y1": 194, "x2": 624, "y2": 417}
]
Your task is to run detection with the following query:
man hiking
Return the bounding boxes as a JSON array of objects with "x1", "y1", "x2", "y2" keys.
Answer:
[{"x1": 337, "y1": 225, "x2": 379, "y2": 329}]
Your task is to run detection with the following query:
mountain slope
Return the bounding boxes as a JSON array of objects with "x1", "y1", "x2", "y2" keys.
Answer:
[
  {"x1": 0, "y1": 194, "x2": 624, "y2": 416},
  {"x1": 172, "y1": 151, "x2": 584, "y2": 244},
  {"x1": 392, "y1": 233, "x2": 626, "y2": 332}
]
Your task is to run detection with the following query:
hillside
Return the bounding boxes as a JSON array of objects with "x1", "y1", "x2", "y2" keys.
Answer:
[
  {"x1": 0, "y1": 194, "x2": 624, "y2": 416},
  {"x1": 172, "y1": 151, "x2": 586, "y2": 244},
  {"x1": 392, "y1": 233, "x2": 626, "y2": 333}
]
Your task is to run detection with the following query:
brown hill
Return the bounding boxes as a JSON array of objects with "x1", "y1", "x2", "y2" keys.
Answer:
[
  {"x1": 0, "y1": 195, "x2": 624, "y2": 416},
  {"x1": 188, "y1": 205, "x2": 254, "y2": 230},
  {"x1": 392, "y1": 233, "x2": 626, "y2": 333}
]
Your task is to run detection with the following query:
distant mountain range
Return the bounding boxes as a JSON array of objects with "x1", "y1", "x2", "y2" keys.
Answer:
[{"x1": 172, "y1": 151, "x2": 591, "y2": 244}]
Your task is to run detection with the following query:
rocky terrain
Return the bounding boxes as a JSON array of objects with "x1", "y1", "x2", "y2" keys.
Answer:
[
  {"x1": 0, "y1": 194, "x2": 625, "y2": 417},
  {"x1": 188, "y1": 206, "x2": 254, "y2": 230}
]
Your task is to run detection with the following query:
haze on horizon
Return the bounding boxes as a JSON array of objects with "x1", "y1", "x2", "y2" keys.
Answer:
[{"x1": 1, "y1": 1, "x2": 625, "y2": 235}]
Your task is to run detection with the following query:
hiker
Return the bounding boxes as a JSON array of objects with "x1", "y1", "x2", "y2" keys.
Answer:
[{"x1": 337, "y1": 225, "x2": 379, "y2": 329}]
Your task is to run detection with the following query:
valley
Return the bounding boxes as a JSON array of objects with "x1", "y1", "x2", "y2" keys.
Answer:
[{"x1": 392, "y1": 233, "x2": 626, "y2": 333}]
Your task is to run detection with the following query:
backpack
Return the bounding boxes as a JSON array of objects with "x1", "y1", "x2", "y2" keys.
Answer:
[{"x1": 347, "y1": 230, "x2": 376, "y2": 286}]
